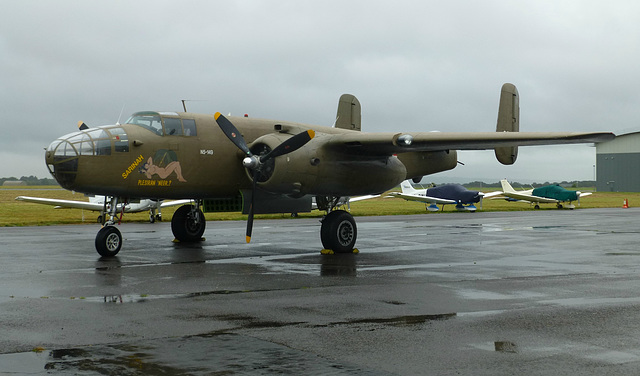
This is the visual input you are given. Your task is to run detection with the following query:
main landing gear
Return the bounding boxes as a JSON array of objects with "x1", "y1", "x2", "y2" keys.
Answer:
[
  {"x1": 320, "y1": 210, "x2": 357, "y2": 253},
  {"x1": 94, "y1": 199, "x2": 205, "y2": 257},
  {"x1": 171, "y1": 204, "x2": 206, "y2": 242},
  {"x1": 317, "y1": 196, "x2": 358, "y2": 253}
]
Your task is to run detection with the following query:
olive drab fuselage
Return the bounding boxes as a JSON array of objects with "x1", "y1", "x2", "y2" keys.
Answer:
[{"x1": 45, "y1": 111, "x2": 458, "y2": 201}]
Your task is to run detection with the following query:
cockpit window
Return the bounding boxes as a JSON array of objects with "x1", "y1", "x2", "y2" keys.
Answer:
[
  {"x1": 182, "y1": 119, "x2": 197, "y2": 136},
  {"x1": 163, "y1": 118, "x2": 183, "y2": 136},
  {"x1": 126, "y1": 112, "x2": 197, "y2": 136},
  {"x1": 126, "y1": 113, "x2": 163, "y2": 135}
]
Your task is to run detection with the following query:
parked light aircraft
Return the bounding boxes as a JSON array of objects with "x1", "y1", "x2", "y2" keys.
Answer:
[
  {"x1": 43, "y1": 83, "x2": 614, "y2": 257},
  {"x1": 15, "y1": 195, "x2": 190, "y2": 223},
  {"x1": 495, "y1": 179, "x2": 592, "y2": 209},
  {"x1": 388, "y1": 180, "x2": 501, "y2": 212}
]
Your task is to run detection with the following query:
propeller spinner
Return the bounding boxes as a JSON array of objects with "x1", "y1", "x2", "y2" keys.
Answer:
[{"x1": 214, "y1": 112, "x2": 314, "y2": 243}]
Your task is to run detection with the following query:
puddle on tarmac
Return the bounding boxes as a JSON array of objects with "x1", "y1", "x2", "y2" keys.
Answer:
[
  {"x1": 1, "y1": 333, "x2": 388, "y2": 375},
  {"x1": 323, "y1": 313, "x2": 457, "y2": 328}
]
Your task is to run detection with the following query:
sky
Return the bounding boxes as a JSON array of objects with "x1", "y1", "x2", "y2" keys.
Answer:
[{"x1": 1, "y1": 1, "x2": 638, "y2": 184}]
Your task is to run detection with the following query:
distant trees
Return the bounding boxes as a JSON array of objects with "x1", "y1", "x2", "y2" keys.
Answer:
[
  {"x1": 0, "y1": 176, "x2": 58, "y2": 186},
  {"x1": 461, "y1": 180, "x2": 595, "y2": 189}
]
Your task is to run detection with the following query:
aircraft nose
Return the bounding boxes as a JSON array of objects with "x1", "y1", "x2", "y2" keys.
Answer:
[{"x1": 46, "y1": 136, "x2": 80, "y2": 189}]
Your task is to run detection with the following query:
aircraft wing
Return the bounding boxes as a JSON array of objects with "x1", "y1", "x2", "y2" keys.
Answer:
[
  {"x1": 323, "y1": 132, "x2": 614, "y2": 155},
  {"x1": 349, "y1": 195, "x2": 380, "y2": 202},
  {"x1": 15, "y1": 196, "x2": 105, "y2": 211},
  {"x1": 482, "y1": 191, "x2": 504, "y2": 198},
  {"x1": 500, "y1": 192, "x2": 559, "y2": 204},
  {"x1": 160, "y1": 199, "x2": 193, "y2": 208},
  {"x1": 388, "y1": 192, "x2": 456, "y2": 205}
]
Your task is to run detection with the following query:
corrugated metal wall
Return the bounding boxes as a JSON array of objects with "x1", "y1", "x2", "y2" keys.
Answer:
[{"x1": 596, "y1": 132, "x2": 640, "y2": 192}]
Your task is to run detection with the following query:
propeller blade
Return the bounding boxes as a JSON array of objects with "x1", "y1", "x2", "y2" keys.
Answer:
[
  {"x1": 78, "y1": 121, "x2": 89, "y2": 130},
  {"x1": 261, "y1": 130, "x2": 315, "y2": 162},
  {"x1": 214, "y1": 112, "x2": 252, "y2": 156},
  {"x1": 246, "y1": 169, "x2": 259, "y2": 243}
]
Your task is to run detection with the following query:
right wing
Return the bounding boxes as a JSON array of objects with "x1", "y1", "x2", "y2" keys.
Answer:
[
  {"x1": 388, "y1": 192, "x2": 456, "y2": 205},
  {"x1": 322, "y1": 131, "x2": 615, "y2": 156},
  {"x1": 15, "y1": 196, "x2": 105, "y2": 211},
  {"x1": 500, "y1": 192, "x2": 559, "y2": 204}
]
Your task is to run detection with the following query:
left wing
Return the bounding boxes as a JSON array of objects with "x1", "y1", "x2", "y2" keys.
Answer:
[
  {"x1": 15, "y1": 196, "x2": 105, "y2": 211},
  {"x1": 323, "y1": 131, "x2": 614, "y2": 155}
]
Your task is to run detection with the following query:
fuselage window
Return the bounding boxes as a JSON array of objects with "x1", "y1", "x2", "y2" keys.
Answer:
[
  {"x1": 89, "y1": 129, "x2": 111, "y2": 156},
  {"x1": 182, "y1": 119, "x2": 197, "y2": 136},
  {"x1": 95, "y1": 139, "x2": 112, "y2": 156},
  {"x1": 108, "y1": 127, "x2": 129, "y2": 152},
  {"x1": 163, "y1": 118, "x2": 183, "y2": 136},
  {"x1": 78, "y1": 133, "x2": 93, "y2": 155}
]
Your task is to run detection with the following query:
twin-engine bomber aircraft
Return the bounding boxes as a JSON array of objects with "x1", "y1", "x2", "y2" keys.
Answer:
[{"x1": 44, "y1": 84, "x2": 614, "y2": 257}]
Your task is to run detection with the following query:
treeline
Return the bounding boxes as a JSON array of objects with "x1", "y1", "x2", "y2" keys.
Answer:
[
  {"x1": 462, "y1": 180, "x2": 595, "y2": 188},
  {"x1": 1, "y1": 176, "x2": 58, "y2": 186}
]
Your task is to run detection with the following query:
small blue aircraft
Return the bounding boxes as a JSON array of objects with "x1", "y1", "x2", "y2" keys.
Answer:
[{"x1": 388, "y1": 180, "x2": 500, "y2": 212}]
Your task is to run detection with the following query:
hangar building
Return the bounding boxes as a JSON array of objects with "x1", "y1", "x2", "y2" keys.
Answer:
[{"x1": 596, "y1": 132, "x2": 640, "y2": 192}]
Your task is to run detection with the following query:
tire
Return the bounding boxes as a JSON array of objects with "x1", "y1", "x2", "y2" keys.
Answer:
[
  {"x1": 95, "y1": 226, "x2": 122, "y2": 257},
  {"x1": 171, "y1": 205, "x2": 206, "y2": 242},
  {"x1": 320, "y1": 210, "x2": 357, "y2": 253}
]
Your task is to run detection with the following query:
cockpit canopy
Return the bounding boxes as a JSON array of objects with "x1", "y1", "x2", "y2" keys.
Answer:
[{"x1": 126, "y1": 111, "x2": 197, "y2": 136}]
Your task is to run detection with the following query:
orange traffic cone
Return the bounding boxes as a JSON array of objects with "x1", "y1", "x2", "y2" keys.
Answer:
[{"x1": 623, "y1": 199, "x2": 629, "y2": 209}]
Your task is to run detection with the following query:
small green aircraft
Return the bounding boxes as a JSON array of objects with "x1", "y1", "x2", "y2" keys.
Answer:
[{"x1": 44, "y1": 83, "x2": 614, "y2": 257}]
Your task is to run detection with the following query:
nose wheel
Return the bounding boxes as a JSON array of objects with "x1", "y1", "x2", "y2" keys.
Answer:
[{"x1": 95, "y1": 226, "x2": 122, "y2": 257}]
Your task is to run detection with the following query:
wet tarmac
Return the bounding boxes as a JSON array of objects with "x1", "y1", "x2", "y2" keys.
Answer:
[{"x1": 2, "y1": 208, "x2": 640, "y2": 374}]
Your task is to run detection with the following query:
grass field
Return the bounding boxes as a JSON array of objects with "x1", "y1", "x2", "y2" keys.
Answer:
[{"x1": 1, "y1": 186, "x2": 638, "y2": 227}]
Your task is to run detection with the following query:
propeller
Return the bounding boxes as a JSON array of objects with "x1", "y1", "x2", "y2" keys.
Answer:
[{"x1": 214, "y1": 112, "x2": 315, "y2": 243}]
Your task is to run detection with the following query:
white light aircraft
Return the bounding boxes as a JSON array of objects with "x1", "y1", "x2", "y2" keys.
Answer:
[
  {"x1": 494, "y1": 179, "x2": 592, "y2": 209},
  {"x1": 15, "y1": 195, "x2": 190, "y2": 223}
]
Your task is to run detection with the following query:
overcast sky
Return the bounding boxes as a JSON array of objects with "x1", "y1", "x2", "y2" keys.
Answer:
[{"x1": 1, "y1": 1, "x2": 637, "y2": 183}]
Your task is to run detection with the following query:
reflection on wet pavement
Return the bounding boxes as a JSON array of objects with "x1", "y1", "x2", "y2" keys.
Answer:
[{"x1": 4, "y1": 333, "x2": 390, "y2": 375}]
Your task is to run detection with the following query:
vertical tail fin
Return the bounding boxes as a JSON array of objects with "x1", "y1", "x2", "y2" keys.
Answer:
[
  {"x1": 400, "y1": 180, "x2": 418, "y2": 194},
  {"x1": 495, "y1": 83, "x2": 519, "y2": 165},
  {"x1": 335, "y1": 94, "x2": 361, "y2": 131},
  {"x1": 500, "y1": 179, "x2": 516, "y2": 193}
]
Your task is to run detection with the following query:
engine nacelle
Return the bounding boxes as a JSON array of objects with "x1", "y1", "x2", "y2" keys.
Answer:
[
  {"x1": 248, "y1": 133, "x2": 316, "y2": 196},
  {"x1": 248, "y1": 133, "x2": 407, "y2": 196}
]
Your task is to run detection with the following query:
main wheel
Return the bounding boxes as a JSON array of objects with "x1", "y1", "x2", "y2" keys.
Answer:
[
  {"x1": 95, "y1": 226, "x2": 122, "y2": 257},
  {"x1": 171, "y1": 205, "x2": 206, "y2": 242},
  {"x1": 320, "y1": 210, "x2": 357, "y2": 253}
]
